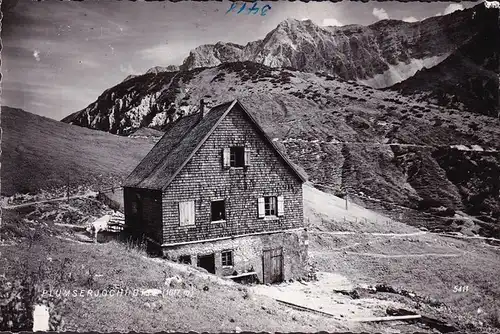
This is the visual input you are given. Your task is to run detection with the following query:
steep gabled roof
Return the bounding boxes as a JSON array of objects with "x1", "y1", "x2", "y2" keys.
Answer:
[{"x1": 123, "y1": 99, "x2": 306, "y2": 190}]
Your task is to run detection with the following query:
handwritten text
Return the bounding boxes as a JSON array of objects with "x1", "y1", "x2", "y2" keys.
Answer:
[{"x1": 226, "y1": 2, "x2": 272, "y2": 16}]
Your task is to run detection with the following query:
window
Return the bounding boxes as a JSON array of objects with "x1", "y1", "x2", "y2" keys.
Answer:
[
  {"x1": 265, "y1": 196, "x2": 277, "y2": 216},
  {"x1": 230, "y1": 147, "x2": 245, "y2": 167},
  {"x1": 179, "y1": 201, "x2": 195, "y2": 226},
  {"x1": 223, "y1": 146, "x2": 251, "y2": 168},
  {"x1": 211, "y1": 200, "x2": 226, "y2": 222},
  {"x1": 258, "y1": 196, "x2": 284, "y2": 218},
  {"x1": 179, "y1": 255, "x2": 191, "y2": 264},
  {"x1": 221, "y1": 250, "x2": 233, "y2": 266}
]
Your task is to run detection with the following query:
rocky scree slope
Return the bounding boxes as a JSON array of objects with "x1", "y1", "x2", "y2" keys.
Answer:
[
  {"x1": 390, "y1": 6, "x2": 500, "y2": 118},
  {"x1": 61, "y1": 61, "x2": 500, "y2": 235}
]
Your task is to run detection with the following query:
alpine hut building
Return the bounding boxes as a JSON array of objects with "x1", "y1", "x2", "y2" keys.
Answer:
[{"x1": 123, "y1": 99, "x2": 308, "y2": 284}]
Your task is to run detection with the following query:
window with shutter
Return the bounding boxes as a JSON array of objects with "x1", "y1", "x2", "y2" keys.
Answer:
[
  {"x1": 223, "y1": 148, "x2": 230, "y2": 168},
  {"x1": 259, "y1": 196, "x2": 283, "y2": 218},
  {"x1": 179, "y1": 201, "x2": 195, "y2": 226},
  {"x1": 277, "y1": 196, "x2": 284, "y2": 216},
  {"x1": 244, "y1": 147, "x2": 251, "y2": 167},
  {"x1": 229, "y1": 146, "x2": 244, "y2": 167},
  {"x1": 257, "y1": 197, "x2": 265, "y2": 218},
  {"x1": 265, "y1": 196, "x2": 277, "y2": 216}
]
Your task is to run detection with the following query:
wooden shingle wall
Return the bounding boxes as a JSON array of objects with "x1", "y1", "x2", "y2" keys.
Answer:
[
  {"x1": 124, "y1": 187, "x2": 163, "y2": 243},
  {"x1": 162, "y1": 104, "x2": 304, "y2": 244}
]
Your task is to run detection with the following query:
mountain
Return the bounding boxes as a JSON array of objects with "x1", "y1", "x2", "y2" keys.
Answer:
[
  {"x1": 121, "y1": 65, "x2": 180, "y2": 83},
  {"x1": 390, "y1": 6, "x2": 500, "y2": 118},
  {"x1": 179, "y1": 4, "x2": 494, "y2": 88},
  {"x1": 61, "y1": 61, "x2": 500, "y2": 234},
  {"x1": 57, "y1": 2, "x2": 500, "y2": 234},
  {"x1": 1, "y1": 106, "x2": 155, "y2": 196},
  {"x1": 146, "y1": 65, "x2": 180, "y2": 74}
]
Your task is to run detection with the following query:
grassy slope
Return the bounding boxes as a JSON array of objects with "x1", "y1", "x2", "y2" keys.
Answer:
[
  {"x1": 1, "y1": 203, "x2": 355, "y2": 333},
  {"x1": 2, "y1": 185, "x2": 499, "y2": 332},
  {"x1": 304, "y1": 184, "x2": 500, "y2": 332},
  {"x1": 1, "y1": 107, "x2": 155, "y2": 196}
]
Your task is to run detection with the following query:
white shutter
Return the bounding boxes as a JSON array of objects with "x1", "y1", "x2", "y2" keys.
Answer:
[
  {"x1": 179, "y1": 201, "x2": 195, "y2": 226},
  {"x1": 257, "y1": 197, "x2": 265, "y2": 218},
  {"x1": 244, "y1": 147, "x2": 251, "y2": 167},
  {"x1": 277, "y1": 196, "x2": 284, "y2": 216},
  {"x1": 223, "y1": 148, "x2": 230, "y2": 169}
]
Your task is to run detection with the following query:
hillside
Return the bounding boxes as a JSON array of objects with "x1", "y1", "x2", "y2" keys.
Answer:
[
  {"x1": 2, "y1": 183, "x2": 500, "y2": 332},
  {"x1": 390, "y1": 6, "x2": 500, "y2": 118},
  {"x1": 1, "y1": 107, "x2": 155, "y2": 196},
  {"x1": 59, "y1": 61, "x2": 500, "y2": 232}
]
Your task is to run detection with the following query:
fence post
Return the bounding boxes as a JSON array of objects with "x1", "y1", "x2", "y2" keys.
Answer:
[{"x1": 66, "y1": 173, "x2": 70, "y2": 201}]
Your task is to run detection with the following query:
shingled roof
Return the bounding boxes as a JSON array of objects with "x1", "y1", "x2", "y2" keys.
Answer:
[{"x1": 123, "y1": 99, "x2": 306, "y2": 190}]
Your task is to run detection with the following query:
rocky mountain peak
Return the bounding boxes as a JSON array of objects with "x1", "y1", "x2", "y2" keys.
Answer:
[{"x1": 179, "y1": 5, "x2": 494, "y2": 88}]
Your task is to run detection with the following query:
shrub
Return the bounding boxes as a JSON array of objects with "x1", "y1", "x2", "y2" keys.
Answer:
[
  {"x1": 469, "y1": 122, "x2": 480, "y2": 131},
  {"x1": 433, "y1": 118, "x2": 444, "y2": 126}
]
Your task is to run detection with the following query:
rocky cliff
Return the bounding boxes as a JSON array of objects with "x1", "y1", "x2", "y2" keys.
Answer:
[{"x1": 180, "y1": 5, "x2": 492, "y2": 88}]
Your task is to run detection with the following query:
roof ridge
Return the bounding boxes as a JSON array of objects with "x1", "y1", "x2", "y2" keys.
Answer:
[{"x1": 124, "y1": 99, "x2": 306, "y2": 190}]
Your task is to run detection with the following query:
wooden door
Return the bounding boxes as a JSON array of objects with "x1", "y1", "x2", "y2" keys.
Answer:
[{"x1": 262, "y1": 248, "x2": 283, "y2": 284}]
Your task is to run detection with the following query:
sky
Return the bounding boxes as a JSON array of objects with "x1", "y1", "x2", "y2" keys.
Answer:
[{"x1": 1, "y1": 0, "x2": 479, "y2": 120}]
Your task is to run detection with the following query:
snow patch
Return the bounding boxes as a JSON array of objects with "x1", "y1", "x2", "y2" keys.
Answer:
[
  {"x1": 359, "y1": 54, "x2": 450, "y2": 88},
  {"x1": 484, "y1": 1, "x2": 500, "y2": 8}
]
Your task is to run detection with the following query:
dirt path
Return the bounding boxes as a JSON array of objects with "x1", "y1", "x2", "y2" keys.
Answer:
[
  {"x1": 341, "y1": 251, "x2": 464, "y2": 258},
  {"x1": 438, "y1": 232, "x2": 500, "y2": 244},
  {"x1": 2, "y1": 191, "x2": 97, "y2": 209},
  {"x1": 311, "y1": 230, "x2": 427, "y2": 237},
  {"x1": 251, "y1": 272, "x2": 408, "y2": 326}
]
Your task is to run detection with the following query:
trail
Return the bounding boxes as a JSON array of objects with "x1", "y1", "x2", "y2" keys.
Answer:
[
  {"x1": 342, "y1": 251, "x2": 464, "y2": 258},
  {"x1": 2, "y1": 191, "x2": 97, "y2": 209},
  {"x1": 310, "y1": 230, "x2": 427, "y2": 237},
  {"x1": 54, "y1": 223, "x2": 86, "y2": 229},
  {"x1": 438, "y1": 232, "x2": 500, "y2": 244}
]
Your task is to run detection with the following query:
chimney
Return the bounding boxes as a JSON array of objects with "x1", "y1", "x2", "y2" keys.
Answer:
[{"x1": 199, "y1": 99, "x2": 205, "y2": 120}]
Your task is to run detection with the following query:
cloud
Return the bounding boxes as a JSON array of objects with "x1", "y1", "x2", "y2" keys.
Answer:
[
  {"x1": 372, "y1": 8, "x2": 389, "y2": 20},
  {"x1": 137, "y1": 43, "x2": 190, "y2": 66},
  {"x1": 443, "y1": 3, "x2": 464, "y2": 15},
  {"x1": 402, "y1": 16, "x2": 418, "y2": 23},
  {"x1": 119, "y1": 63, "x2": 140, "y2": 75},
  {"x1": 435, "y1": 3, "x2": 465, "y2": 17},
  {"x1": 138, "y1": 44, "x2": 173, "y2": 62},
  {"x1": 33, "y1": 49, "x2": 40, "y2": 61},
  {"x1": 322, "y1": 18, "x2": 343, "y2": 27}
]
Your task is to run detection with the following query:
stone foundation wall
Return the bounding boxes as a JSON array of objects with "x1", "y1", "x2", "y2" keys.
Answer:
[{"x1": 162, "y1": 228, "x2": 308, "y2": 283}]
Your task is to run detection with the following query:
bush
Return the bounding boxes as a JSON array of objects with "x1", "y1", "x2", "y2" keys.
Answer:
[
  {"x1": 433, "y1": 118, "x2": 444, "y2": 126},
  {"x1": 0, "y1": 269, "x2": 65, "y2": 331}
]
